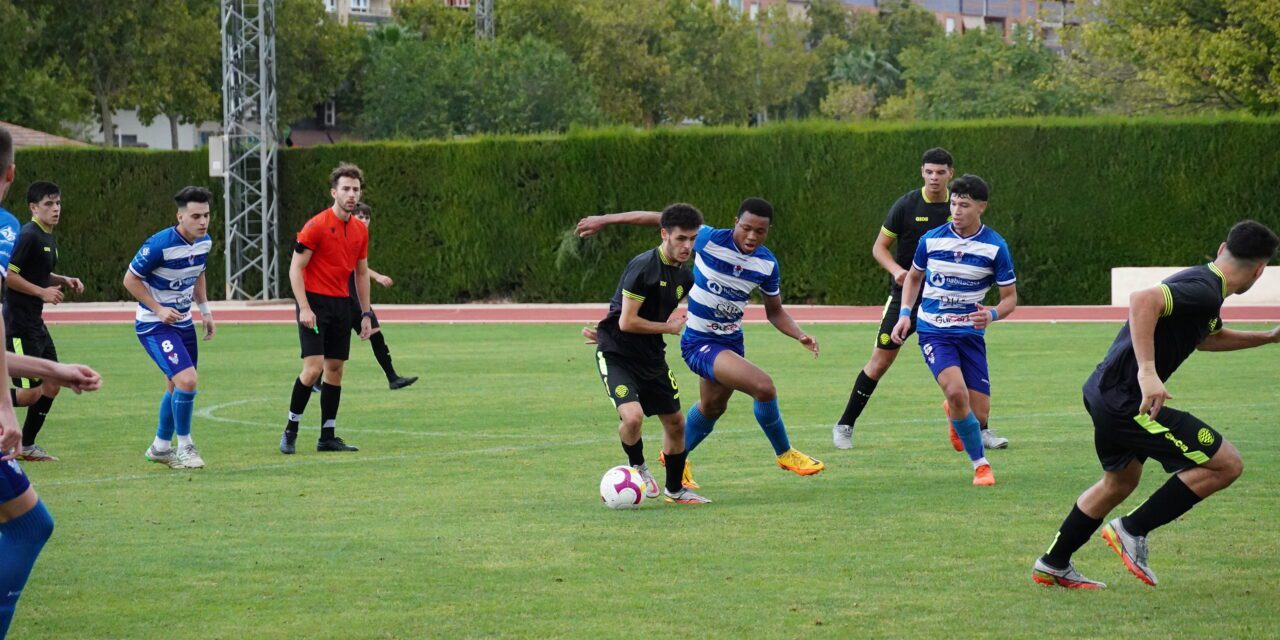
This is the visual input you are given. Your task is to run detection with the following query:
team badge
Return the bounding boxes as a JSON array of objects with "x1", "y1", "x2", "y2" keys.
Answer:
[
  {"x1": 676, "y1": 285, "x2": 684, "y2": 299},
  {"x1": 614, "y1": 385, "x2": 629, "y2": 398},
  {"x1": 732, "y1": 264, "x2": 743, "y2": 277},
  {"x1": 952, "y1": 251, "x2": 965, "y2": 262},
  {"x1": 879, "y1": 333, "x2": 890, "y2": 345},
  {"x1": 168, "y1": 353, "x2": 180, "y2": 365},
  {"x1": 1197, "y1": 428, "x2": 1215, "y2": 446}
]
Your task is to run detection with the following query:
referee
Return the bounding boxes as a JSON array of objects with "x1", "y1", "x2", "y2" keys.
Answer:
[{"x1": 279, "y1": 163, "x2": 372, "y2": 454}]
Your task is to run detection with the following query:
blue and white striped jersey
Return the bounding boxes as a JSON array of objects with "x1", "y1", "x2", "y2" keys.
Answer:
[
  {"x1": 910, "y1": 223, "x2": 1015, "y2": 335},
  {"x1": 0, "y1": 207, "x2": 19, "y2": 275},
  {"x1": 128, "y1": 227, "x2": 212, "y2": 334},
  {"x1": 684, "y1": 225, "x2": 780, "y2": 343}
]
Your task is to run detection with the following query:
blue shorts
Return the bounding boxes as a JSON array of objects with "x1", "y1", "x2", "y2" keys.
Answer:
[
  {"x1": 1, "y1": 459, "x2": 31, "y2": 503},
  {"x1": 680, "y1": 338, "x2": 744, "y2": 383},
  {"x1": 138, "y1": 323, "x2": 199, "y2": 379},
  {"x1": 918, "y1": 331, "x2": 990, "y2": 396}
]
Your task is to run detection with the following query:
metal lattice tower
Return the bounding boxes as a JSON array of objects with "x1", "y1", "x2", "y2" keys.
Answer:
[
  {"x1": 220, "y1": 0, "x2": 279, "y2": 300},
  {"x1": 475, "y1": 0, "x2": 494, "y2": 39}
]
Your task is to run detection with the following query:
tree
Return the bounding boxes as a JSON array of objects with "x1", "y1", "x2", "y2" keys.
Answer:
[
  {"x1": 890, "y1": 26, "x2": 1097, "y2": 120},
  {"x1": 660, "y1": 0, "x2": 757, "y2": 125},
  {"x1": 1080, "y1": 0, "x2": 1280, "y2": 114},
  {"x1": 576, "y1": 0, "x2": 673, "y2": 126},
  {"x1": 828, "y1": 46, "x2": 900, "y2": 99},
  {"x1": 133, "y1": 0, "x2": 221, "y2": 149},
  {"x1": 275, "y1": 0, "x2": 366, "y2": 127},
  {"x1": 754, "y1": 5, "x2": 821, "y2": 120},
  {"x1": 393, "y1": 0, "x2": 472, "y2": 44},
  {"x1": 0, "y1": 0, "x2": 89, "y2": 135},
  {"x1": 358, "y1": 35, "x2": 598, "y2": 139},
  {"x1": 15, "y1": 0, "x2": 170, "y2": 146}
]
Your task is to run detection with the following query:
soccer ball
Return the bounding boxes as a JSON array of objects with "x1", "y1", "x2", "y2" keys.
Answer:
[{"x1": 600, "y1": 465, "x2": 648, "y2": 509}]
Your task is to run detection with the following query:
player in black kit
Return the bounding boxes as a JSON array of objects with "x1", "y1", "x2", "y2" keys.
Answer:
[
  {"x1": 586, "y1": 203, "x2": 708, "y2": 504},
  {"x1": 3, "y1": 181, "x2": 85, "y2": 462},
  {"x1": 1033, "y1": 220, "x2": 1279, "y2": 589}
]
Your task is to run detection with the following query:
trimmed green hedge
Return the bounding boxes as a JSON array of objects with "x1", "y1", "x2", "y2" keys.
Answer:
[{"x1": 10, "y1": 116, "x2": 1280, "y2": 305}]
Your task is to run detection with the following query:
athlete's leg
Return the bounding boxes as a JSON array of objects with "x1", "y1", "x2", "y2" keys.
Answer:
[
  {"x1": 938, "y1": 367, "x2": 981, "y2": 457},
  {"x1": 710, "y1": 351, "x2": 790, "y2": 454},
  {"x1": 685, "y1": 376, "x2": 733, "y2": 453},
  {"x1": 0, "y1": 487, "x2": 53, "y2": 638},
  {"x1": 616, "y1": 401, "x2": 645, "y2": 467},
  {"x1": 1039, "y1": 459, "x2": 1144, "y2": 573},
  {"x1": 317, "y1": 359, "x2": 356, "y2": 450}
]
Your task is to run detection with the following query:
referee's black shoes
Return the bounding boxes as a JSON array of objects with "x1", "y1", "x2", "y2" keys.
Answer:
[
  {"x1": 317, "y1": 437, "x2": 359, "y2": 452},
  {"x1": 389, "y1": 375, "x2": 418, "y2": 390}
]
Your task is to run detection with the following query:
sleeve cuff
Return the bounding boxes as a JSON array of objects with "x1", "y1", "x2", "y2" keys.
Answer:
[
  {"x1": 880, "y1": 226, "x2": 898, "y2": 239},
  {"x1": 1159, "y1": 284, "x2": 1173, "y2": 317},
  {"x1": 621, "y1": 290, "x2": 646, "y2": 302}
]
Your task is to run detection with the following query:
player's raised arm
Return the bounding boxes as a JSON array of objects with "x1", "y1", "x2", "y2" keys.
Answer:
[
  {"x1": 1128, "y1": 285, "x2": 1172, "y2": 417},
  {"x1": 576, "y1": 211, "x2": 662, "y2": 237}
]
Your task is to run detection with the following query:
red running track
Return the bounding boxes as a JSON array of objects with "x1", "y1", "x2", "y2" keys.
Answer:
[{"x1": 41, "y1": 304, "x2": 1280, "y2": 325}]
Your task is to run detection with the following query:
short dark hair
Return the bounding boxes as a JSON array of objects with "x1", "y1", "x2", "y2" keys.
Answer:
[
  {"x1": 353, "y1": 203, "x2": 372, "y2": 218},
  {"x1": 0, "y1": 127, "x2": 12, "y2": 170},
  {"x1": 330, "y1": 163, "x2": 363, "y2": 189},
  {"x1": 921, "y1": 147, "x2": 953, "y2": 167},
  {"x1": 1225, "y1": 220, "x2": 1279, "y2": 263},
  {"x1": 737, "y1": 197, "x2": 774, "y2": 221},
  {"x1": 948, "y1": 174, "x2": 989, "y2": 202},
  {"x1": 174, "y1": 186, "x2": 213, "y2": 209},
  {"x1": 27, "y1": 181, "x2": 59, "y2": 204},
  {"x1": 660, "y1": 203, "x2": 703, "y2": 231}
]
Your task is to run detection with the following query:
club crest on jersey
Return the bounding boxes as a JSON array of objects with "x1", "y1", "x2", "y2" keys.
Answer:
[
  {"x1": 952, "y1": 250, "x2": 965, "y2": 262},
  {"x1": 168, "y1": 353, "x2": 180, "y2": 365},
  {"x1": 732, "y1": 264, "x2": 743, "y2": 277}
]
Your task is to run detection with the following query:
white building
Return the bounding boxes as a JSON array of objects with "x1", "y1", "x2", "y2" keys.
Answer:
[{"x1": 85, "y1": 109, "x2": 221, "y2": 151}]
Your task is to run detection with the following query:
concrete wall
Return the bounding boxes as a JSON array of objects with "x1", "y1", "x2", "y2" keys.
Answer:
[{"x1": 1111, "y1": 267, "x2": 1280, "y2": 306}]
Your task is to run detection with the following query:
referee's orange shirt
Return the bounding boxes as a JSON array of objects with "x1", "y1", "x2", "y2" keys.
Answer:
[{"x1": 297, "y1": 207, "x2": 369, "y2": 298}]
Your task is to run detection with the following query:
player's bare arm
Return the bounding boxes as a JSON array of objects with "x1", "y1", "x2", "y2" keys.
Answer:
[
  {"x1": 355, "y1": 258, "x2": 373, "y2": 340},
  {"x1": 872, "y1": 231, "x2": 907, "y2": 286},
  {"x1": 50, "y1": 272, "x2": 84, "y2": 293},
  {"x1": 123, "y1": 271, "x2": 182, "y2": 324},
  {"x1": 289, "y1": 248, "x2": 315, "y2": 329},
  {"x1": 194, "y1": 272, "x2": 215, "y2": 341},
  {"x1": 764, "y1": 294, "x2": 818, "y2": 358},
  {"x1": 368, "y1": 267, "x2": 393, "y2": 288},
  {"x1": 6, "y1": 270, "x2": 62, "y2": 304},
  {"x1": 1129, "y1": 285, "x2": 1172, "y2": 417},
  {"x1": 618, "y1": 295, "x2": 686, "y2": 335},
  {"x1": 7, "y1": 355, "x2": 101, "y2": 394},
  {"x1": 576, "y1": 211, "x2": 662, "y2": 237},
  {"x1": 970, "y1": 284, "x2": 1018, "y2": 330},
  {"x1": 891, "y1": 267, "x2": 926, "y2": 343},
  {"x1": 1197, "y1": 326, "x2": 1280, "y2": 351},
  {"x1": 0, "y1": 316, "x2": 20, "y2": 460}
]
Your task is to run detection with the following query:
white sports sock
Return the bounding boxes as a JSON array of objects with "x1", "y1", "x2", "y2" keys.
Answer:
[
  {"x1": 176, "y1": 434, "x2": 194, "y2": 447},
  {"x1": 972, "y1": 456, "x2": 989, "y2": 469},
  {"x1": 152, "y1": 437, "x2": 172, "y2": 452}
]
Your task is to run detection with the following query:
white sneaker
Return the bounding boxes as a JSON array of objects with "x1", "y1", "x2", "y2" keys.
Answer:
[
  {"x1": 634, "y1": 463, "x2": 660, "y2": 499},
  {"x1": 981, "y1": 429, "x2": 1009, "y2": 449},
  {"x1": 176, "y1": 444, "x2": 205, "y2": 469},
  {"x1": 832, "y1": 424, "x2": 853, "y2": 450},
  {"x1": 145, "y1": 445, "x2": 184, "y2": 469}
]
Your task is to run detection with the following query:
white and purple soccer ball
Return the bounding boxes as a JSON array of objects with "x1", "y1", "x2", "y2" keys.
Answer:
[{"x1": 600, "y1": 465, "x2": 648, "y2": 509}]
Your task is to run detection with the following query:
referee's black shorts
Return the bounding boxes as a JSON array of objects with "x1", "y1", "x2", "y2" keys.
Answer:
[
  {"x1": 298, "y1": 292, "x2": 356, "y2": 361},
  {"x1": 873, "y1": 286, "x2": 920, "y2": 351},
  {"x1": 1084, "y1": 393, "x2": 1224, "y2": 474},
  {"x1": 6, "y1": 322, "x2": 57, "y2": 387}
]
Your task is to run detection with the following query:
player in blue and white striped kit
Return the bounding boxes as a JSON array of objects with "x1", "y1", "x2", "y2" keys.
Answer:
[
  {"x1": 123, "y1": 187, "x2": 216, "y2": 470},
  {"x1": 578, "y1": 198, "x2": 825, "y2": 487},
  {"x1": 891, "y1": 174, "x2": 1017, "y2": 486}
]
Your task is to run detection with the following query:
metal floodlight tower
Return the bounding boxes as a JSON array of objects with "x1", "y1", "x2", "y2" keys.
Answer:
[
  {"x1": 475, "y1": 0, "x2": 494, "y2": 39},
  {"x1": 220, "y1": 0, "x2": 279, "y2": 300}
]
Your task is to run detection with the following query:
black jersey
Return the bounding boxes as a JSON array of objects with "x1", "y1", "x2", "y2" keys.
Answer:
[
  {"x1": 1084, "y1": 264, "x2": 1226, "y2": 414},
  {"x1": 2, "y1": 221, "x2": 58, "y2": 333},
  {"x1": 596, "y1": 247, "x2": 693, "y2": 364},
  {"x1": 881, "y1": 187, "x2": 951, "y2": 284}
]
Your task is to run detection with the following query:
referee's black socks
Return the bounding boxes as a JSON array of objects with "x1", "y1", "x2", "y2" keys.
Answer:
[
  {"x1": 286, "y1": 377, "x2": 313, "y2": 434},
  {"x1": 838, "y1": 371, "x2": 879, "y2": 427},
  {"x1": 319, "y1": 382, "x2": 342, "y2": 440}
]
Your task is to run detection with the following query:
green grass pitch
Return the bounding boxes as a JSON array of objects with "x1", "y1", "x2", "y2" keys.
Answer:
[{"x1": 12, "y1": 322, "x2": 1280, "y2": 638}]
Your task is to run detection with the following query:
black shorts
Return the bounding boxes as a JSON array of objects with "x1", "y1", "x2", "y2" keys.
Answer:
[
  {"x1": 595, "y1": 349, "x2": 681, "y2": 417},
  {"x1": 298, "y1": 292, "x2": 356, "y2": 361},
  {"x1": 1084, "y1": 394, "x2": 1224, "y2": 474},
  {"x1": 874, "y1": 287, "x2": 920, "y2": 351},
  {"x1": 349, "y1": 301, "x2": 381, "y2": 333},
  {"x1": 6, "y1": 323, "x2": 57, "y2": 388}
]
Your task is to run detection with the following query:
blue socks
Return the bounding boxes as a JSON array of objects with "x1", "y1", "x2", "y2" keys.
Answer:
[
  {"x1": 155, "y1": 391, "x2": 175, "y2": 441},
  {"x1": 753, "y1": 399, "x2": 791, "y2": 456},
  {"x1": 0, "y1": 500, "x2": 54, "y2": 638},
  {"x1": 172, "y1": 389, "x2": 197, "y2": 438},
  {"x1": 684, "y1": 405, "x2": 717, "y2": 453},
  {"x1": 951, "y1": 411, "x2": 985, "y2": 462}
]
